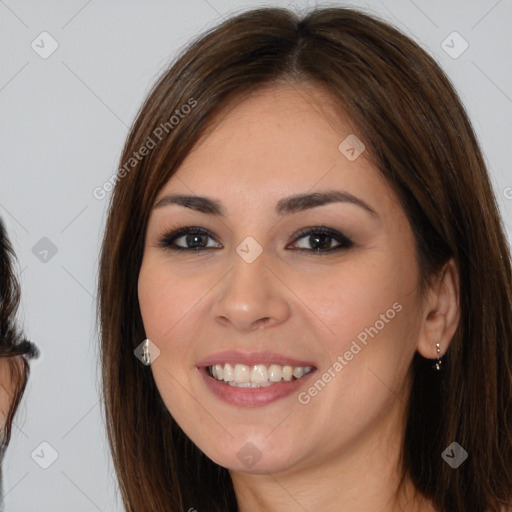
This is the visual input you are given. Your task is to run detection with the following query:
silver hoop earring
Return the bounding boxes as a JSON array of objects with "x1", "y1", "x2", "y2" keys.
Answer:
[
  {"x1": 434, "y1": 342, "x2": 442, "y2": 371},
  {"x1": 142, "y1": 338, "x2": 151, "y2": 366}
]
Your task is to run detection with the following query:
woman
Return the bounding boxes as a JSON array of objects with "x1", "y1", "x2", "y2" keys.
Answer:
[
  {"x1": 0, "y1": 219, "x2": 38, "y2": 496},
  {"x1": 98, "y1": 6, "x2": 512, "y2": 511}
]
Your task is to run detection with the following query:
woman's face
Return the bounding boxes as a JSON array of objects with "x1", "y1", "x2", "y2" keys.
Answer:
[{"x1": 138, "y1": 83, "x2": 426, "y2": 474}]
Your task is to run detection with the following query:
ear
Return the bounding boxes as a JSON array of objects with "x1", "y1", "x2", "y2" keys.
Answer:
[{"x1": 416, "y1": 258, "x2": 460, "y2": 360}]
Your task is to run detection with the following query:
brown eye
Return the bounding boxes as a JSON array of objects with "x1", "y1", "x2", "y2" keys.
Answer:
[
  {"x1": 157, "y1": 225, "x2": 353, "y2": 255},
  {"x1": 288, "y1": 226, "x2": 353, "y2": 254},
  {"x1": 158, "y1": 227, "x2": 221, "y2": 252}
]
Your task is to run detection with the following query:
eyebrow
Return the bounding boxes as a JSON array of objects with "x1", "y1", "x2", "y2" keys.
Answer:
[{"x1": 153, "y1": 190, "x2": 378, "y2": 217}]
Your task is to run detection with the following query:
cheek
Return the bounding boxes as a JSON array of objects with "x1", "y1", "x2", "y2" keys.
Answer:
[
  {"x1": 139, "y1": 258, "x2": 193, "y2": 340},
  {"x1": 137, "y1": 259, "x2": 203, "y2": 432},
  {"x1": 137, "y1": 257, "x2": 213, "y2": 369},
  {"x1": 293, "y1": 253, "x2": 417, "y2": 354},
  {"x1": 138, "y1": 262, "x2": 165, "y2": 340},
  {"x1": 298, "y1": 250, "x2": 421, "y2": 415}
]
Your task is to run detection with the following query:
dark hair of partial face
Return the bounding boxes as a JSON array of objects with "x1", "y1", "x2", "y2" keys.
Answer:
[
  {"x1": 98, "y1": 6, "x2": 512, "y2": 512},
  {"x1": 0, "y1": 219, "x2": 38, "y2": 463}
]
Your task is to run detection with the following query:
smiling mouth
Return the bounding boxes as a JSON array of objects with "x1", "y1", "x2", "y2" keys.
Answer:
[{"x1": 207, "y1": 363, "x2": 314, "y2": 388}]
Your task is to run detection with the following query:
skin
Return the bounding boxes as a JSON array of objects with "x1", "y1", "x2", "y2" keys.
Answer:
[
  {"x1": 138, "y1": 82, "x2": 459, "y2": 512},
  {"x1": 0, "y1": 358, "x2": 16, "y2": 431}
]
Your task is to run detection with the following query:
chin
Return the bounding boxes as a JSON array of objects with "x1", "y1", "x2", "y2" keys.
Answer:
[{"x1": 197, "y1": 434, "x2": 304, "y2": 475}]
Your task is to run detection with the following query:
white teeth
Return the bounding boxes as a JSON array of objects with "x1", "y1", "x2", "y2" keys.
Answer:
[
  {"x1": 250, "y1": 364, "x2": 268, "y2": 383},
  {"x1": 268, "y1": 364, "x2": 282, "y2": 382},
  {"x1": 208, "y1": 362, "x2": 313, "y2": 386},
  {"x1": 228, "y1": 381, "x2": 272, "y2": 388},
  {"x1": 223, "y1": 363, "x2": 234, "y2": 382},
  {"x1": 282, "y1": 366, "x2": 293, "y2": 381},
  {"x1": 292, "y1": 367, "x2": 304, "y2": 379},
  {"x1": 234, "y1": 364, "x2": 251, "y2": 383}
]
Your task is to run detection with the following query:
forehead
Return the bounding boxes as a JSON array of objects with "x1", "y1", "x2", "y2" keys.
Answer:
[
  {"x1": 152, "y1": 82, "x2": 403, "y2": 226},
  {"x1": 191, "y1": 82, "x2": 351, "y2": 156}
]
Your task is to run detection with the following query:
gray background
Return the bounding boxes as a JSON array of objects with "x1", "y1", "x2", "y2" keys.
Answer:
[{"x1": 0, "y1": 0, "x2": 510, "y2": 510}]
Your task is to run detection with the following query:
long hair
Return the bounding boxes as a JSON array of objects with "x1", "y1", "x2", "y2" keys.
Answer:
[
  {"x1": 98, "y1": 7, "x2": 512, "y2": 511},
  {"x1": 0, "y1": 219, "x2": 38, "y2": 468}
]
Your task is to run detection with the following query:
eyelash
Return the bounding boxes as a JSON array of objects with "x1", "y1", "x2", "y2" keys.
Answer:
[{"x1": 156, "y1": 225, "x2": 354, "y2": 255}]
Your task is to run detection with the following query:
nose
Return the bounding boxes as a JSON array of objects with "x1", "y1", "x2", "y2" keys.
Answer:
[{"x1": 211, "y1": 246, "x2": 291, "y2": 333}]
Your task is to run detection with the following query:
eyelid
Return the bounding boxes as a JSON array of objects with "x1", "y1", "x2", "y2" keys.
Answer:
[
  {"x1": 154, "y1": 223, "x2": 354, "y2": 254},
  {"x1": 154, "y1": 225, "x2": 221, "y2": 249},
  {"x1": 288, "y1": 226, "x2": 353, "y2": 253}
]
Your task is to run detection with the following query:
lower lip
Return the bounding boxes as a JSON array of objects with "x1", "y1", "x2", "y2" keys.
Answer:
[{"x1": 199, "y1": 367, "x2": 316, "y2": 407}]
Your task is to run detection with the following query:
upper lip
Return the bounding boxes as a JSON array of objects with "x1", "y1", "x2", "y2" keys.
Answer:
[{"x1": 197, "y1": 350, "x2": 316, "y2": 369}]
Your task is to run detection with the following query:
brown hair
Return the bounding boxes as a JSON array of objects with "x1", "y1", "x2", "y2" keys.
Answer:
[
  {"x1": 98, "y1": 6, "x2": 512, "y2": 511},
  {"x1": 0, "y1": 219, "x2": 39, "y2": 466}
]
